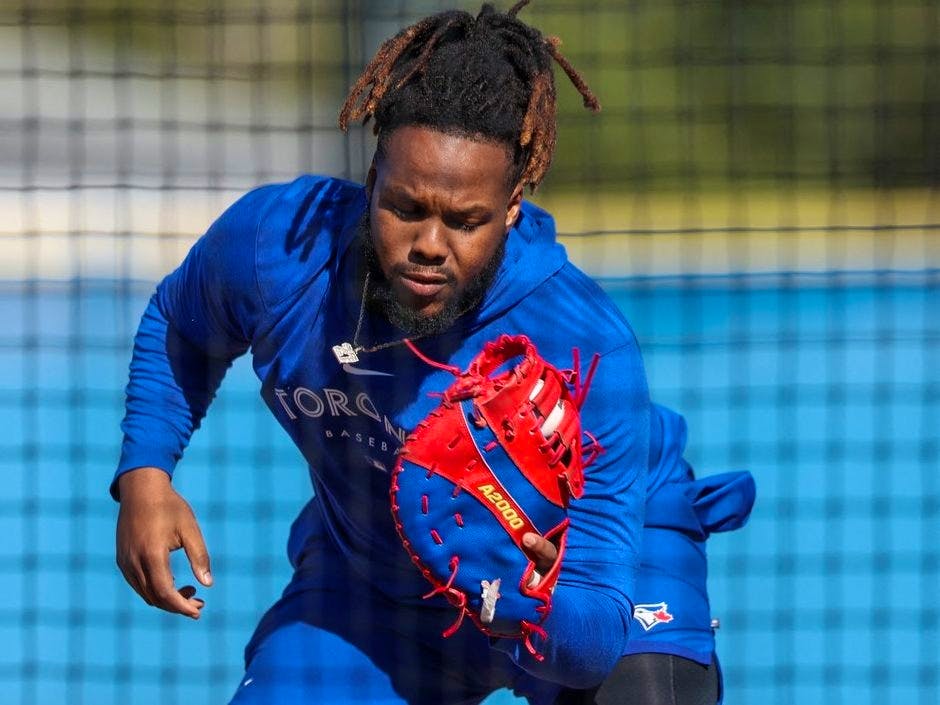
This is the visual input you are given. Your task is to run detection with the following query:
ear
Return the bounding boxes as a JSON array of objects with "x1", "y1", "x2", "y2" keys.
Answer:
[{"x1": 504, "y1": 183, "x2": 524, "y2": 233}]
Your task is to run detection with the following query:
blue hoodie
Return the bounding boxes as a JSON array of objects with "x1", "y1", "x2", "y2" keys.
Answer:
[
  {"x1": 115, "y1": 174, "x2": 650, "y2": 688},
  {"x1": 634, "y1": 404, "x2": 756, "y2": 673}
]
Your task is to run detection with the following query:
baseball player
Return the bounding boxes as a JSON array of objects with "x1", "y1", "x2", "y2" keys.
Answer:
[{"x1": 113, "y1": 3, "x2": 753, "y2": 703}]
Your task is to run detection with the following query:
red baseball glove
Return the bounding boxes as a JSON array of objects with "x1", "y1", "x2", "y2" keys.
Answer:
[{"x1": 391, "y1": 334, "x2": 602, "y2": 658}]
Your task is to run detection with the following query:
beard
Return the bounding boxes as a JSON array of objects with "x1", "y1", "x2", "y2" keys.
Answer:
[{"x1": 357, "y1": 215, "x2": 506, "y2": 337}]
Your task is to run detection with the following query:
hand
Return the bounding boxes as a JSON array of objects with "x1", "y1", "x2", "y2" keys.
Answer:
[
  {"x1": 522, "y1": 532, "x2": 559, "y2": 587},
  {"x1": 116, "y1": 467, "x2": 212, "y2": 619}
]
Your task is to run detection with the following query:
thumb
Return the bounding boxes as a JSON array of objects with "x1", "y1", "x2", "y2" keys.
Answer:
[
  {"x1": 522, "y1": 532, "x2": 558, "y2": 574},
  {"x1": 180, "y1": 519, "x2": 213, "y2": 587}
]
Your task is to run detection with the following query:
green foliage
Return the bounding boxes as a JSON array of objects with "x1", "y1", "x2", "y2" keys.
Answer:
[
  {"x1": 524, "y1": 0, "x2": 939, "y2": 191},
  {"x1": 11, "y1": 0, "x2": 936, "y2": 192}
]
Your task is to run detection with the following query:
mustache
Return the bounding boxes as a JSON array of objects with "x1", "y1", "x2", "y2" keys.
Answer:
[{"x1": 393, "y1": 264, "x2": 457, "y2": 284}]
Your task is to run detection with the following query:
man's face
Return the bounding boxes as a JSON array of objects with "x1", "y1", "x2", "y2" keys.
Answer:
[{"x1": 366, "y1": 125, "x2": 523, "y2": 335}]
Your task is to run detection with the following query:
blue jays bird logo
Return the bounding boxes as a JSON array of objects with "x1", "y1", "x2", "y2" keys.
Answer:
[{"x1": 632, "y1": 602, "x2": 674, "y2": 631}]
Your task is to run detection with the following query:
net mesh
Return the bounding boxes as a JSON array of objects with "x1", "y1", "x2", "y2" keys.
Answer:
[{"x1": 1, "y1": 1, "x2": 938, "y2": 704}]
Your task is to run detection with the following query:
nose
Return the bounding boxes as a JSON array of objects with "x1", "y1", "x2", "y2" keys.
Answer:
[{"x1": 409, "y1": 220, "x2": 448, "y2": 265}]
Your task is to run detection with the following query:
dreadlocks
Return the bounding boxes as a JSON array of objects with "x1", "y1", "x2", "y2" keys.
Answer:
[{"x1": 338, "y1": 1, "x2": 599, "y2": 191}]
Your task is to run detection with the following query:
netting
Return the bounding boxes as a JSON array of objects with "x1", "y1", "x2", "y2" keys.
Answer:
[{"x1": 1, "y1": 1, "x2": 938, "y2": 704}]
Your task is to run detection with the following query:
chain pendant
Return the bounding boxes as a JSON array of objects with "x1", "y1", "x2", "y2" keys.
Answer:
[{"x1": 332, "y1": 342, "x2": 359, "y2": 364}]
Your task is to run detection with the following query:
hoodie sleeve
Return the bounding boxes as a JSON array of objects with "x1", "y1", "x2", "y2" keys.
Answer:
[
  {"x1": 111, "y1": 185, "x2": 277, "y2": 499},
  {"x1": 493, "y1": 337, "x2": 650, "y2": 687}
]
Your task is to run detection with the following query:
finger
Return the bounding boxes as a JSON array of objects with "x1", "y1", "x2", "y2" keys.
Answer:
[
  {"x1": 179, "y1": 585, "x2": 206, "y2": 611},
  {"x1": 522, "y1": 532, "x2": 558, "y2": 574},
  {"x1": 118, "y1": 560, "x2": 154, "y2": 606},
  {"x1": 180, "y1": 520, "x2": 212, "y2": 587},
  {"x1": 141, "y1": 551, "x2": 202, "y2": 618},
  {"x1": 179, "y1": 585, "x2": 205, "y2": 604}
]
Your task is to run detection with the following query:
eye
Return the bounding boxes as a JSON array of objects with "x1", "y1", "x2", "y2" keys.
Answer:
[
  {"x1": 390, "y1": 204, "x2": 418, "y2": 220},
  {"x1": 447, "y1": 215, "x2": 488, "y2": 232}
]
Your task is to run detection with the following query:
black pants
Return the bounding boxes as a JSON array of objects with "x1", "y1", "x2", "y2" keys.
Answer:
[{"x1": 553, "y1": 653, "x2": 720, "y2": 705}]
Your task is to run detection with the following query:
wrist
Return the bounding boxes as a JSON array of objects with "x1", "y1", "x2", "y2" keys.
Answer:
[{"x1": 117, "y1": 466, "x2": 173, "y2": 503}]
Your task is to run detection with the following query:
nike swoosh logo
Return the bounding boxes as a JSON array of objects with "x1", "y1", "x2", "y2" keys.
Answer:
[{"x1": 342, "y1": 363, "x2": 394, "y2": 377}]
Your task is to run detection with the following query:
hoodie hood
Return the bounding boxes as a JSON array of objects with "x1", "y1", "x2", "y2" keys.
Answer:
[{"x1": 463, "y1": 200, "x2": 569, "y2": 327}]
